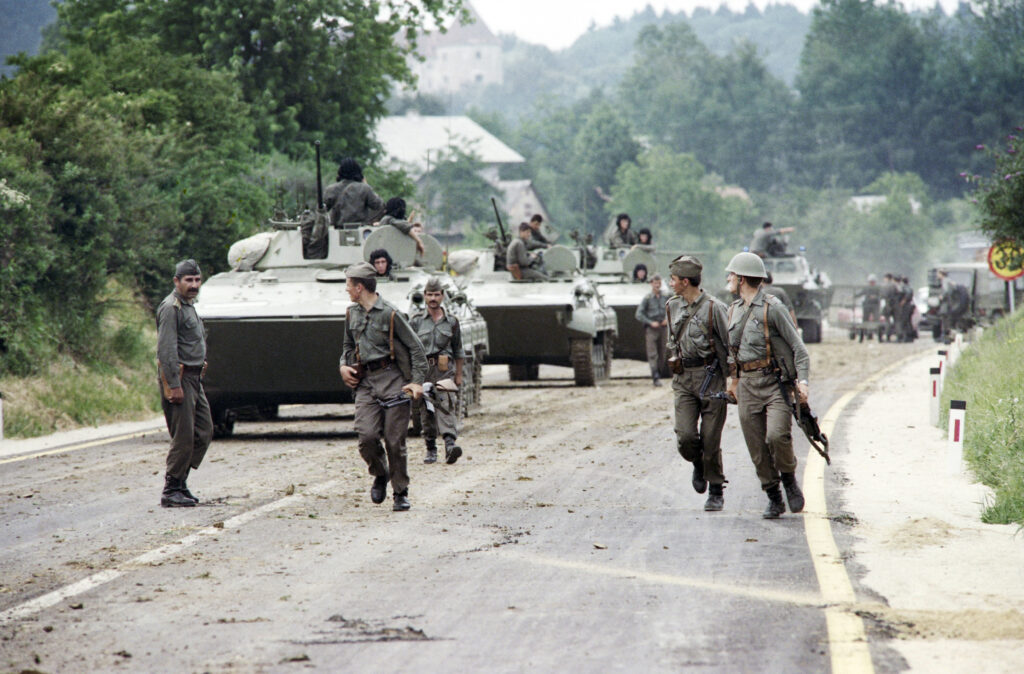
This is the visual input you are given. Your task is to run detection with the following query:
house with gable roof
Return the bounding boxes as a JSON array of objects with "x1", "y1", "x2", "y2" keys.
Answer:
[{"x1": 410, "y1": 2, "x2": 503, "y2": 95}]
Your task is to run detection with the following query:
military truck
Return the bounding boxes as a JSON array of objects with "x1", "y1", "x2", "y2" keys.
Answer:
[
  {"x1": 194, "y1": 146, "x2": 488, "y2": 437},
  {"x1": 760, "y1": 252, "x2": 833, "y2": 343},
  {"x1": 456, "y1": 245, "x2": 618, "y2": 386},
  {"x1": 920, "y1": 262, "x2": 1024, "y2": 339}
]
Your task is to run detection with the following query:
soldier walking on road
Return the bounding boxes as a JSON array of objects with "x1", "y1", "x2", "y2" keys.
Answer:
[
  {"x1": 666, "y1": 256, "x2": 731, "y2": 511},
  {"x1": 724, "y1": 253, "x2": 810, "y2": 519},
  {"x1": 339, "y1": 263, "x2": 426, "y2": 511},
  {"x1": 411, "y1": 277, "x2": 465, "y2": 465},
  {"x1": 156, "y1": 259, "x2": 214, "y2": 508},
  {"x1": 635, "y1": 274, "x2": 670, "y2": 386}
]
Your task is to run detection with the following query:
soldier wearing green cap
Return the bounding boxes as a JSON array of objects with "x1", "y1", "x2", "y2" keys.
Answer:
[
  {"x1": 340, "y1": 262, "x2": 427, "y2": 511},
  {"x1": 155, "y1": 259, "x2": 213, "y2": 507},
  {"x1": 724, "y1": 252, "x2": 810, "y2": 519},
  {"x1": 410, "y1": 276, "x2": 465, "y2": 465},
  {"x1": 634, "y1": 274, "x2": 670, "y2": 386},
  {"x1": 666, "y1": 255, "x2": 731, "y2": 511}
]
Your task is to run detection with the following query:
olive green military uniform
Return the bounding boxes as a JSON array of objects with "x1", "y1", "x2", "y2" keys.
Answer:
[
  {"x1": 342, "y1": 292, "x2": 427, "y2": 497},
  {"x1": 506, "y1": 237, "x2": 547, "y2": 280},
  {"x1": 525, "y1": 227, "x2": 551, "y2": 251},
  {"x1": 667, "y1": 291, "x2": 731, "y2": 487},
  {"x1": 156, "y1": 289, "x2": 214, "y2": 482},
  {"x1": 410, "y1": 308, "x2": 464, "y2": 445},
  {"x1": 727, "y1": 289, "x2": 810, "y2": 491},
  {"x1": 635, "y1": 289, "x2": 670, "y2": 382},
  {"x1": 608, "y1": 229, "x2": 638, "y2": 248},
  {"x1": 377, "y1": 214, "x2": 416, "y2": 236},
  {"x1": 762, "y1": 284, "x2": 796, "y2": 320},
  {"x1": 324, "y1": 179, "x2": 384, "y2": 227}
]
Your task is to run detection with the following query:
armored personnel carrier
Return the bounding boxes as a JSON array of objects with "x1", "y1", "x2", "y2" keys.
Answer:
[
  {"x1": 760, "y1": 251, "x2": 833, "y2": 343},
  {"x1": 455, "y1": 244, "x2": 618, "y2": 386},
  {"x1": 194, "y1": 148, "x2": 488, "y2": 437}
]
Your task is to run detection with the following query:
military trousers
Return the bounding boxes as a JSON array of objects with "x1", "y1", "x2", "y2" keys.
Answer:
[
  {"x1": 672, "y1": 366, "x2": 727, "y2": 485},
  {"x1": 160, "y1": 370, "x2": 214, "y2": 480},
  {"x1": 354, "y1": 365, "x2": 411, "y2": 494},
  {"x1": 645, "y1": 325, "x2": 667, "y2": 376},
  {"x1": 419, "y1": 363, "x2": 459, "y2": 442},
  {"x1": 737, "y1": 373, "x2": 796, "y2": 490}
]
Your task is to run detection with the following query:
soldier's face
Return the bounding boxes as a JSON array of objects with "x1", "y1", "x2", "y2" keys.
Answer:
[
  {"x1": 425, "y1": 290, "x2": 443, "y2": 308},
  {"x1": 670, "y1": 275, "x2": 685, "y2": 295},
  {"x1": 726, "y1": 272, "x2": 739, "y2": 294},
  {"x1": 372, "y1": 257, "x2": 389, "y2": 275},
  {"x1": 346, "y1": 278, "x2": 361, "y2": 301},
  {"x1": 174, "y1": 274, "x2": 202, "y2": 299},
  {"x1": 652, "y1": 278, "x2": 662, "y2": 295}
]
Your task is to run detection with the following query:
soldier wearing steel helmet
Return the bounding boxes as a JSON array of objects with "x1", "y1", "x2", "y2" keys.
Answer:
[
  {"x1": 666, "y1": 255, "x2": 731, "y2": 511},
  {"x1": 410, "y1": 276, "x2": 466, "y2": 465},
  {"x1": 724, "y1": 252, "x2": 810, "y2": 519}
]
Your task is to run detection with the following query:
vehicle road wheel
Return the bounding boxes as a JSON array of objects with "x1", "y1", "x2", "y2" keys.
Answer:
[
  {"x1": 800, "y1": 319, "x2": 821, "y2": 344},
  {"x1": 572, "y1": 336, "x2": 608, "y2": 386},
  {"x1": 603, "y1": 332, "x2": 615, "y2": 379},
  {"x1": 211, "y1": 406, "x2": 236, "y2": 439}
]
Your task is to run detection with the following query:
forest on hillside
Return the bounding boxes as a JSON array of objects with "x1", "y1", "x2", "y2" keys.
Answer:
[{"x1": 2, "y1": 0, "x2": 1023, "y2": 378}]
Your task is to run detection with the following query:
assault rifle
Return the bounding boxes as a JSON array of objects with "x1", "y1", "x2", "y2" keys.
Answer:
[
  {"x1": 699, "y1": 358, "x2": 737, "y2": 404},
  {"x1": 774, "y1": 366, "x2": 830, "y2": 465},
  {"x1": 375, "y1": 393, "x2": 412, "y2": 409}
]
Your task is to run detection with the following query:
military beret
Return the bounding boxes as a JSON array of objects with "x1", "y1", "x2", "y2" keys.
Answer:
[
  {"x1": 345, "y1": 261, "x2": 377, "y2": 280},
  {"x1": 174, "y1": 259, "x2": 202, "y2": 278},
  {"x1": 669, "y1": 255, "x2": 702, "y2": 279},
  {"x1": 424, "y1": 276, "x2": 445, "y2": 293}
]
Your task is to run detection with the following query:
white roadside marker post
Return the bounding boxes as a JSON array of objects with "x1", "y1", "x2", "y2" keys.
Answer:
[
  {"x1": 938, "y1": 349, "x2": 948, "y2": 388},
  {"x1": 947, "y1": 400, "x2": 967, "y2": 474},
  {"x1": 930, "y1": 367, "x2": 941, "y2": 426}
]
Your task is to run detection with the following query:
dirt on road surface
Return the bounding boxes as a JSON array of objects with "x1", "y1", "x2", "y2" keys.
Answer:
[{"x1": 4, "y1": 336, "x2": 1009, "y2": 673}]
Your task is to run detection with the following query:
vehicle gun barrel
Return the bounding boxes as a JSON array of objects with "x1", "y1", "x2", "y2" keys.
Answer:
[{"x1": 491, "y1": 196, "x2": 509, "y2": 244}]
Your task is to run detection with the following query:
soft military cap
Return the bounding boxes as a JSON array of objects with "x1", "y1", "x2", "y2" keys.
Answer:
[
  {"x1": 424, "y1": 276, "x2": 445, "y2": 293},
  {"x1": 345, "y1": 261, "x2": 377, "y2": 280},
  {"x1": 175, "y1": 259, "x2": 202, "y2": 278},
  {"x1": 669, "y1": 255, "x2": 703, "y2": 279}
]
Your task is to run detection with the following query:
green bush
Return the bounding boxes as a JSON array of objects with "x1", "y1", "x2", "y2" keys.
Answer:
[{"x1": 941, "y1": 310, "x2": 1024, "y2": 524}]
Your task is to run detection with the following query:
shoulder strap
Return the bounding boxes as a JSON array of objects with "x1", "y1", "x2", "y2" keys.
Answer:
[
  {"x1": 389, "y1": 310, "x2": 396, "y2": 361},
  {"x1": 763, "y1": 301, "x2": 772, "y2": 364},
  {"x1": 669, "y1": 299, "x2": 699, "y2": 346},
  {"x1": 729, "y1": 302, "x2": 756, "y2": 353}
]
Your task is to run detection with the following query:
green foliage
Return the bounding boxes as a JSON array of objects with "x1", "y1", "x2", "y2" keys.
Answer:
[
  {"x1": 940, "y1": 310, "x2": 1024, "y2": 525},
  {"x1": 417, "y1": 146, "x2": 494, "y2": 238},
  {"x1": 970, "y1": 129, "x2": 1024, "y2": 249}
]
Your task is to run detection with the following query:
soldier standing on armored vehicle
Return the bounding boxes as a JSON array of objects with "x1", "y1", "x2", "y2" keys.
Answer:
[
  {"x1": 749, "y1": 222, "x2": 794, "y2": 257},
  {"x1": 666, "y1": 256, "x2": 731, "y2": 512},
  {"x1": 507, "y1": 222, "x2": 548, "y2": 280},
  {"x1": 411, "y1": 277, "x2": 465, "y2": 465},
  {"x1": 339, "y1": 262, "x2": 426, "y2": 511},
  {"x1": 156, "y1": 259, "x2": 214, "y2": 508},
  {"x1": 724, "y1": 252, "x2": 810, "y2": 519},
  {"x1": 324, "y1": 158, "x2": 384, "y2": 228},
  {"x1": 635, "y1": 274, "x2": 670, "y2": 386},
  {"x1": 608, "y1": 213, "x2": 638, "y2": 248}
]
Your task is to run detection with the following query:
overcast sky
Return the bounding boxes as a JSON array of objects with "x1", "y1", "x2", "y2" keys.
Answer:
[{"x1": 470, "y1": 0, "x2": 964, "y2": 51}]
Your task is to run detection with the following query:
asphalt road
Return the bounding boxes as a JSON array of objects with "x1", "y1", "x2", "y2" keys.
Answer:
[{"x1": 0, "y1": 336, "x2": 924, "y2": 672}]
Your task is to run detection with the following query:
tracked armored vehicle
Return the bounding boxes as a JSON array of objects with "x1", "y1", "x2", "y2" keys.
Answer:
[
  {"x1": 761, "y1": 251, "x2": 833, "y2": 343},
  {"x1": 194, "y1": 147, "x2": 488, "y2": 437},
  {"x1": 456, "y1": 244, "x2": 617, "y2": 386}
]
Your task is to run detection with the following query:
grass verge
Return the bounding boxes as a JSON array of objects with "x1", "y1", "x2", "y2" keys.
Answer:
[
  {"x1": 0, "y1": 281, "x2": 162, "y2": 439},
  {"x1": 941, "y1": 310, "x2": 1024, "y2": 525}
]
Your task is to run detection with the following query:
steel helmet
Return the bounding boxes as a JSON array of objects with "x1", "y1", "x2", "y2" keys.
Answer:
[
  {"x1": 725, "y1": 252, "x2": 767, "y2": 279},
  {"x1": 867, "y1": 273, "x2": 878, "y2": 283}
]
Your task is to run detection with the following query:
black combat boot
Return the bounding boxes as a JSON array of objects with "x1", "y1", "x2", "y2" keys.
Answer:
[
  {"x1": 160, "y1": 475, "x2": 197, "y2": 508},
  {"x1": 424, "y1": 439, "x2": 438, "y2": 464},
  {"x1": 180, "y1": 468, "x2": 199, "y2": 504},
  {"x1": 781, "y1": 472, "x2": 805, "y2": 513},
  {"x1": 762, "y1": 484, "x2": 786, "y2": 519},
  {"x1": 691, "y1": 458, "x2": 707, "y2": 494},
  {"x1": 393, "y1": 490, "x2": 411, "y2": 511},
  {"x1": 652, "y1": 366, "x2": 661, "y2": 387},
  {"x1": 704, "y1": 483, "x2": 724, "y2": 512},
  {"x1": 370, "y1": 475, "x2": 388, "y2": 504},
  {"x1": 444, "y1": 435, "x2": 462, "y2": 464}
]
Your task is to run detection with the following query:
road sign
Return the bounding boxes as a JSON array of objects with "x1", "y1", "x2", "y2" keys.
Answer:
[{"x1": 988, "y1": 240, "x2": 1024, "y2": 280}]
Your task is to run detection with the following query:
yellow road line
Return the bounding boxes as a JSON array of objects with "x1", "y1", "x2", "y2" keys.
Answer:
[
  {"x1": 0, "y1": 428, "x2": 162, "y2": 466},
  {"x1": 804, "y1": 350, "x2": 929, "y2": 674}
]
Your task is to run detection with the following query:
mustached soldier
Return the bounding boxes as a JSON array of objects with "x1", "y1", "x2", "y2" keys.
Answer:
[
  {"x1": 155, "y1": 259, "x2": 214, "y2": 507},
  {"x1": 339, "y1": 262, "x2": 426, "y2": 511},
  {"x1": 410, "y1": 276, "x2": 465, "y2": 465},
  {"x1": 666, "y1": 256, "x2": 731, "y2": 511},
  {"x1": 724, "y1": 252, "x2": 810, "y2": 519}
]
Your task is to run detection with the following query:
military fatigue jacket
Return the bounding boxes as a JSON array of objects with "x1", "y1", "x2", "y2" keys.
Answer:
[
  {"x1": 506, "y1": 237, "x2": 532, "y2": 269},
  {"x1": 635, "y1": 290, "x2": 669, "y2": 325},
  {"x1": 763, "y1": 285, "x2": 795, "y2": 314},
  {"x1": 156, "y1": 290, "x2": 206, "y2": 389},
  {"x1": 324, "y1": 179, "x2": 384, "y2": 227},
  {"x1": 410, "y1": 310, "x2": 465, "y2": 359},
  {"x1": 727, "y1": 289, "x2": 809, "y2": 381},
  {"x1": 526, "y1": 227, "x2": 551, "y2": 250},
  {"x1": 666, "y1": 292, "x2": 729, "y2": 363},
  {"x1": 342, "y1": 296, "x2": 427, "y2": 384},
  {"x1": 377, "y1": 214, "x2": 415, "y2": 236},
  {"x1": 608, "y1": 229, "x2": 638, "y2": 248}
]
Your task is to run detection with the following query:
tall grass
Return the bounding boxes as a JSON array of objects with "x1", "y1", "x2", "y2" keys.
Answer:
[
  {"x1": 0, "y1": 280, "x2": 162, "y2": 438},
  {"x1": 941, "y1": 310, "x2": 1024, "y2": 525}
]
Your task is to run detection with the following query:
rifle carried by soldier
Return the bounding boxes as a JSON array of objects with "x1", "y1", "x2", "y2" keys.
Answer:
[{"x1": 774, "y1": 372, "x2": 830, "y2": 465}]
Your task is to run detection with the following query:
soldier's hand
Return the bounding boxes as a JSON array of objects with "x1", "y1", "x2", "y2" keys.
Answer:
[
  {"x1": 402, "y1": 383, "x2": 424, "y2": 400},
  {"x1": 649, "y1": 321, "x2": 660, "y2": 329},
  {"x1": 339, "y1": 365, "x2": 360, "y2": 388},
  {"x1": 454, "y1": 373, "x2": 463, "y2": 387},
  {"x1": 797, "y1": 381, "x2": 809, "y2": 404},
  {"x1": 168, "y1": 387, "x2": 185, "y2": 404},
  {"x1": 726, "y1": 378, "x2": 738, "y2": 402}
]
